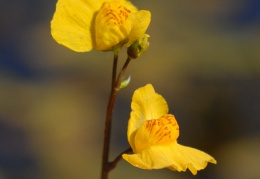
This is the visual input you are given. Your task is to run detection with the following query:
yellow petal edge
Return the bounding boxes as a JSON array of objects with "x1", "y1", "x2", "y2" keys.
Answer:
[{"x1": 123, "y1": 84, "x2": 216, "y2": 175}]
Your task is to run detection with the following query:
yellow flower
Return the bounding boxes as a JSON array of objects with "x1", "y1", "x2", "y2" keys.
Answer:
[
  {"x1": 51, "y1": 0, "x2": 151, "y2": 52},
  {"x1": 122, "y1": 84, "x2": 217, "y2": 175}
]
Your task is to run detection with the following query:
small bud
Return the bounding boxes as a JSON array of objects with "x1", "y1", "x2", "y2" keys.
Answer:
[
  {"x1": 127, "y1": 34, "x2": 150, "y2": 59},
  {"x1": 120, "y1": 76, "x2": 131, "y2": 89}
]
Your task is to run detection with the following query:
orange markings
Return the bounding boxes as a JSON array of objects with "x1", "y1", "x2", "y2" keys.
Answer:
[
  {"x1": 144, "y1": 114, "x2": 179, "y2": 144},
  {"x1": 103, "y1": 4, "x2": 131, "y2": 25}
]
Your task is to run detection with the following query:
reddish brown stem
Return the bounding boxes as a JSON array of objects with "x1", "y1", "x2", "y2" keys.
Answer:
[
  {"x1": 111, "y1": 53, "x2": 118, "y2": 88},
  {"x1": 101, "y1": 56, "x2": 132, "y2": 179}
]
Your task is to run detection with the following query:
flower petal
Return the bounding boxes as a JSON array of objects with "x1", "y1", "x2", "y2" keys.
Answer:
[
  {"x1": 123, "y1": 143, "x2": 185, "y2": 170},
  {"x1": 134, "y1": 114, "x2": 179, "y2": 153},
  {"x1": 127, "y1": 10, "x2": 151, "y2": 46},
  {"x1": 94, "y1": 1, "x2": 133, "y2": 51},
  {"x1": 122, "y1": 142, "x2": 216, "y2": 175},
  {"x1": 127, "y1": 84, "x2": 168, "y2": 152},
  {"x1": 51, "y1": 0, "x2": 104, "y2": 52},
  {"x1": 169, "y1": 144, "x2": 217, "y2": 175}
]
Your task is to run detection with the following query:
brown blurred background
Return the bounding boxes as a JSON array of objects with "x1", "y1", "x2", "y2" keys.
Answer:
[{"x1": 0, "y1": 0, "x2": 260, "y2": 178}]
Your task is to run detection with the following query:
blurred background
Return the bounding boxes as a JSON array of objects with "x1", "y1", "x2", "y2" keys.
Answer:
[{"x1": 0, "y1": 0, "x2": 260, "y2": 178}]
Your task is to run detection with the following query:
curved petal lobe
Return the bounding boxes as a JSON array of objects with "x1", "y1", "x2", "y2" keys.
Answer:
[
  {"x1": 51, "y1": 0, "x2": 103, "y2": 52},
  {"x1": 127, "y1": 84, "x2": 168, "y2": 152},
  {"x1": 127, "y1": 10, "x2": 151, "y2": 46}
]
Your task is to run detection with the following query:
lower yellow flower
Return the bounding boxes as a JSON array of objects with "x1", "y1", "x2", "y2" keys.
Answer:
[
  {"x1": 122, "y1": 84, "x2": 216, "y2": 175},
  {"x1": 51, "y1": 0, "x2": 151, "y2": 52}
]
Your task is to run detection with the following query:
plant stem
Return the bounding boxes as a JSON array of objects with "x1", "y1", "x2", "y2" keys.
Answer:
[
  {"x1": 101, "y1": 56, "x2": 132, "y2": 179},
  {"x1": 111, "y1": 53, "x2": 118, "y2": 88}
]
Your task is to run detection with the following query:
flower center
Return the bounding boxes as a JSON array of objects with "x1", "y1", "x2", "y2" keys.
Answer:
[{"x1": 135, "y1": 114, "x2": 179, "y2": 152}]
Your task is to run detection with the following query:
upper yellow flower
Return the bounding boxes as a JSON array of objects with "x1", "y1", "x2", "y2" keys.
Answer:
[
  {"x1": 50, "y1": 0, "x2": 151, "y2": 52},
  {"x1": 122, "y1": 84, "x2": 217, "y2": 175}
]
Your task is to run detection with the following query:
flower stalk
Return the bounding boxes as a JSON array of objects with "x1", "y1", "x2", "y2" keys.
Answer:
[
  {"x1": 101, "y1": 55, "x2": 132, "y2": 179},
  {"x1": 111, "y1": 53, "x2": 118, "y2": 88}
]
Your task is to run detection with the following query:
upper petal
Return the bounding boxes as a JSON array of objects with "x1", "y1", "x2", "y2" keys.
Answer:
[
  {"x1": 127, "y1": 10, "x2": 151, "y2": 46},
  {"x1": 127, "y1": 84, "x2": 168, "y2": 152},
  {"x1": 51, "y1": 0, "x2": 105, "y2": 52}
]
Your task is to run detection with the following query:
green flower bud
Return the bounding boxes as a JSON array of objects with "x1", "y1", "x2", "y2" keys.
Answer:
[{"x1": 127, "y1": 34, "x2": 150, "y2": 59}]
